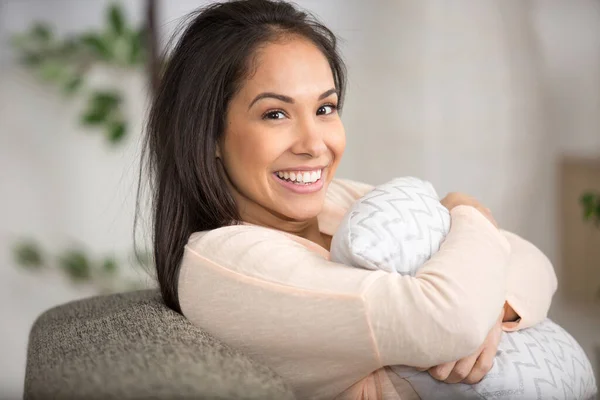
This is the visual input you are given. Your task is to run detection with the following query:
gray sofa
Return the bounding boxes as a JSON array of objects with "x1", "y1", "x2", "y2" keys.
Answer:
[{"x1": 24, "y1": 289, "x2": 296, "y2": 400}]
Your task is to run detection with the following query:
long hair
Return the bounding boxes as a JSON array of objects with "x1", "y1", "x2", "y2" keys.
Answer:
[{"x1": 136, "y1": 0, "x2": 347, "y2": 313}]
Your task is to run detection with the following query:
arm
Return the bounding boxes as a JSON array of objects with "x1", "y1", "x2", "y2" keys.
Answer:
[
  {"x1": 420, "y1": 230, "x2": 559, "y2": 385},
  {"x1": 179, "y1": 205, "x2": 510, "y2": 381},
  {"x1": 500, "y1": 230, "x2": 558, "y2": 331},
  {"x1": 364, "y1": 205, "x2": 510, "y2": 368}
]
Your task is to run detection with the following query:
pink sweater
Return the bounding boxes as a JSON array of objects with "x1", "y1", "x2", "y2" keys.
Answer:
[{"x1": 178, "y1": 179, "x2": 558, "y2": 399}]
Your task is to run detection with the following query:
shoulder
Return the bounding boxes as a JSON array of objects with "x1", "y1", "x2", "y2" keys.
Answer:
[
  {"x1": 181, "y1": 223, "x2": 377, "y2": 296},
  {"x1": 186, "y1": 224, "x2": 298, "y2": 261},
  {"x1": 184, "y1": 224, "x2": 314, "y2": 280}
]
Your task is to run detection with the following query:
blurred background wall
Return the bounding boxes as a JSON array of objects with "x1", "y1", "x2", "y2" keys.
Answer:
[{"x1": 1, "y1": 0, "x2": 599, "y2": 398}]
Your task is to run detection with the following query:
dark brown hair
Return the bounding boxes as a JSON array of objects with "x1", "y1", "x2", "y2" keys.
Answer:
[{"x1": 137, "y1": 0, "x2": 347, "y2": 313}]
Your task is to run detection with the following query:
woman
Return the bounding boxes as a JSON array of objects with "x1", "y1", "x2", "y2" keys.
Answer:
[{"x1": 139, "y1": 0, "x2": 557, "y2": 398}]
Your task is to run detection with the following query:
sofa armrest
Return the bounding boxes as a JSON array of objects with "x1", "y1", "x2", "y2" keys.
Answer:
[{"x1": 24, "y1": 289, "x2": 295, "y2": 400}]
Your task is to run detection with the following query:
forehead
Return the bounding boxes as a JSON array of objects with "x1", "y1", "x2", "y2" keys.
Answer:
[{"x1": 240, "y1": 37, "x2": 335, "y2": 98}]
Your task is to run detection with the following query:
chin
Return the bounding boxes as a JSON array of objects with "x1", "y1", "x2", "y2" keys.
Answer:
[{"x1": 281, "y1": 203, "x2": 324, "y2": 221}]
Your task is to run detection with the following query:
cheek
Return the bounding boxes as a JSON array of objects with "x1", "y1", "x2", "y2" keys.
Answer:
[
  {"x1": 328, "y1": 122, "x2": 346, "y2": 164},
  {"x1": 224, "y1": 129, "x2": 284, "y2": 183}
]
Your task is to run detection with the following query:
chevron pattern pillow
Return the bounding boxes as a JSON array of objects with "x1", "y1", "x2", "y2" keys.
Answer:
[
  {"x1": 330, "y1": 177, "x2": 598, "y2": 400},
  {"x1": 390, "y1": 319, "x2": 597, "y2": 400},
  {"x1": 330, "y1": 176, "x2": 450, "y2": 274}
]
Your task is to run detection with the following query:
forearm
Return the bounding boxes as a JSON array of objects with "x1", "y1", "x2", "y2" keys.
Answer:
[{"x1": 367, "y1": 205, "x2": 511, "y2": 368}]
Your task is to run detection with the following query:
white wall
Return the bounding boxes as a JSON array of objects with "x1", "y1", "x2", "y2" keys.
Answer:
[
  {"x1": 0, "y1": 2, "x2": 149, "y2": 398},
  {"x1": 1, "y1": 0, "x2": 599, "y2": 398},
  {"x1": 533, "y1": 0, "x2": 600, "y2": 158}
]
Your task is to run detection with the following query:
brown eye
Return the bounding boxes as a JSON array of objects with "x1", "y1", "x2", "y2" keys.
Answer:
[
  {"x1": 263, "y1": 110, "x2": 286, "y2": 120},
  {"x1": 317, "y1": 104, "x2": 337, "y2": 116}
]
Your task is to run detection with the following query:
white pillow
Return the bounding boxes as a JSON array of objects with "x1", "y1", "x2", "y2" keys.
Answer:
[
  {"x1": 330, "y1": 177, "x2": 598, "y2": 400},
  {"x1": 330, "y1": 176, "x2": 450, "y2": 275}
]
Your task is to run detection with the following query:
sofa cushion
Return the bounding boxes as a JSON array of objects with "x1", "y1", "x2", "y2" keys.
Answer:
[{"x1": 24, "y1": 289, "x2": 295, "y2": 400}]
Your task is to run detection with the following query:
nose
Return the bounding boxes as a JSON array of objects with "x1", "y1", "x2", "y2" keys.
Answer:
[{"x1": 291, "y1": 117, "x2": 328, "y2": 158}]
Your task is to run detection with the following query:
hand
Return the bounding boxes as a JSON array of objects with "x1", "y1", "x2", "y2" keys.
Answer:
[
  {"x1": 417, "y1": 308, "x2": 504, "y2": 384},
  {"x1": 441, "y1": 192, "x2": 498, "y2": 228},
  {"x1": 503, "y1": 302, "x2": 520, "y2": 323}
]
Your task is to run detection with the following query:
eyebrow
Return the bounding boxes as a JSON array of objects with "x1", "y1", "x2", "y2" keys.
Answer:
[{"x1": 248, "y1": 88, "x2": 338, "y2": 110}]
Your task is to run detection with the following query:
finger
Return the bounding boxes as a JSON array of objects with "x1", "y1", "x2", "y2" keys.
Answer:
[
  {"x1": 464, "y1": 346, "x2": 496, "y2": 385},
  {"x1": 415, "y1": 367, "x2": 428, "y2": 372},
  {"x1": 444, "y1": 351, "x2": 480, "y2": 384},
  {"x1": 428, "y1": 361, "x2": 456, "y2": 381}
]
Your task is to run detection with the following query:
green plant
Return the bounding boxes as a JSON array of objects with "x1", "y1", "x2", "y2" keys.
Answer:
[
  {"x1": 580, "y1": 191, "x2": 600, "y2": 227},
  {"x1": 12, "y1": 239, "x2": 153, "y2": 294},
  {"x1": 9, "y1": 2, "x2": 159, "y2": 294},
  {"x1": 10, "y1": 3, "x2": 146, "y2": 145},
  {"x1": 579, "y1": 190, "x2": 600, "y2": 299}
]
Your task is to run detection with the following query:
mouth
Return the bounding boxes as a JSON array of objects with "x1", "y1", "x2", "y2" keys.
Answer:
[
  {"x1": 272, "y1": 167, "x2": 325, "y2": 194},
  {"x1": 274, "y1": 168, "x2": 322, "y2": 185}
]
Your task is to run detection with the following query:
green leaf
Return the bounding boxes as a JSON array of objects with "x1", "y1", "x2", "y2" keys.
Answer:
[
  {"x1": 38, "y1": 60, "x2": 66, "y2": 81},
  {"x1": 129, "y1": 27, "x2": 146, "y2": 65},
  {"x1": 92, "y1": 91, "x2": 121, "y2": 109},
  {"x1": 113, "y1": 36, "x2": 131, "y2": 64},
  {"x1": 81, "y1": 33, "x2": 112, "y2": 59},
  {"x1": 81, "y1": 91, "x2": 121, "y2": 126},
  {"x1": 31, "y1": 23, "x2": 52, "y2": 42},
  {"x1": 102, "y1": 257, "x2": 118, "y2": 274},
  {"x1": 580, "y1": 192, "x2": 595, "y2": 206},
  {"x1": 58, "y1": 250, "x2": 91, "y2": 282},
  {"x1": 585, "y1": 208, "x2": 594, "y2": 220},
  {"x1": 13, "y1": 241, "x2": 44, "y2": 269},
  {"x1": 63, "y1": 75, "x2": 83, "y2": 94},
  {"x1": 22, "y1": 53, "x2": 43, "y2": 67},
  {"x1": 81, "y1": 109, "x2": 108, "y2": 126},
  {"x1": 60, "y1": 38, "x2": 81, "y2": 58},
  {"x1": 580, "y1": 191, "x2": 600, "y2": 222},
  {"x1": 108, "y1": 4, "x2": 125, "y2": 36},
  {"x1": 107, "y1": 120, "x2": 127, "y2": 143}
]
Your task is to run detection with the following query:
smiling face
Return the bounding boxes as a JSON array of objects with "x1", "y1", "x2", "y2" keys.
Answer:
[{"x1": 218, "y1": 36, "x2": 345, "y2": 230}]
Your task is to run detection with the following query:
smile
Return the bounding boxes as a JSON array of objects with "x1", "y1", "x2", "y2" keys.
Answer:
[
  {"x1": 273, "y1": 168, "x2": 325, "y2": 194},
  {"x1": 274, "y1": 169, "x2": 322, "y2": 184}
]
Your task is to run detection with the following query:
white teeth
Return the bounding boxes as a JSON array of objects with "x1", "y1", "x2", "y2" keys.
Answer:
[{"x1": 275, "y1": 169, "x2": 323, "y2": 184}]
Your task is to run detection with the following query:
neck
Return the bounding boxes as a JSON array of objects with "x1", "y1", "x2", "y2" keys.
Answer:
[{"x1": 238, "y1": 198, "x2": 323, "y2": 242}]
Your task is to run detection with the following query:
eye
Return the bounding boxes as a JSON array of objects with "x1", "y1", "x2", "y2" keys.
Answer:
[
  {"x1": 317, "y1": 104, "x2": 337, "y2": 116},
  {"x1": 263, "y1": 110, "x2": 286, "y2": 120}
]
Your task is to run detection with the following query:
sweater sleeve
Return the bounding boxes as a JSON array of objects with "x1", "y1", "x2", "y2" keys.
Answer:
[
  {"x1": 500, "y1": 230, "x2": 558, "y2": 332},
  {"x1": 178, "y1": 205, "x2": 510, "y2": 397},
  {"x1": 365, "y1": 205, "x2": 510, "y2": 368},
  {"x1": 335, "y1": 179, "x2": 558, "y2": 334}
]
